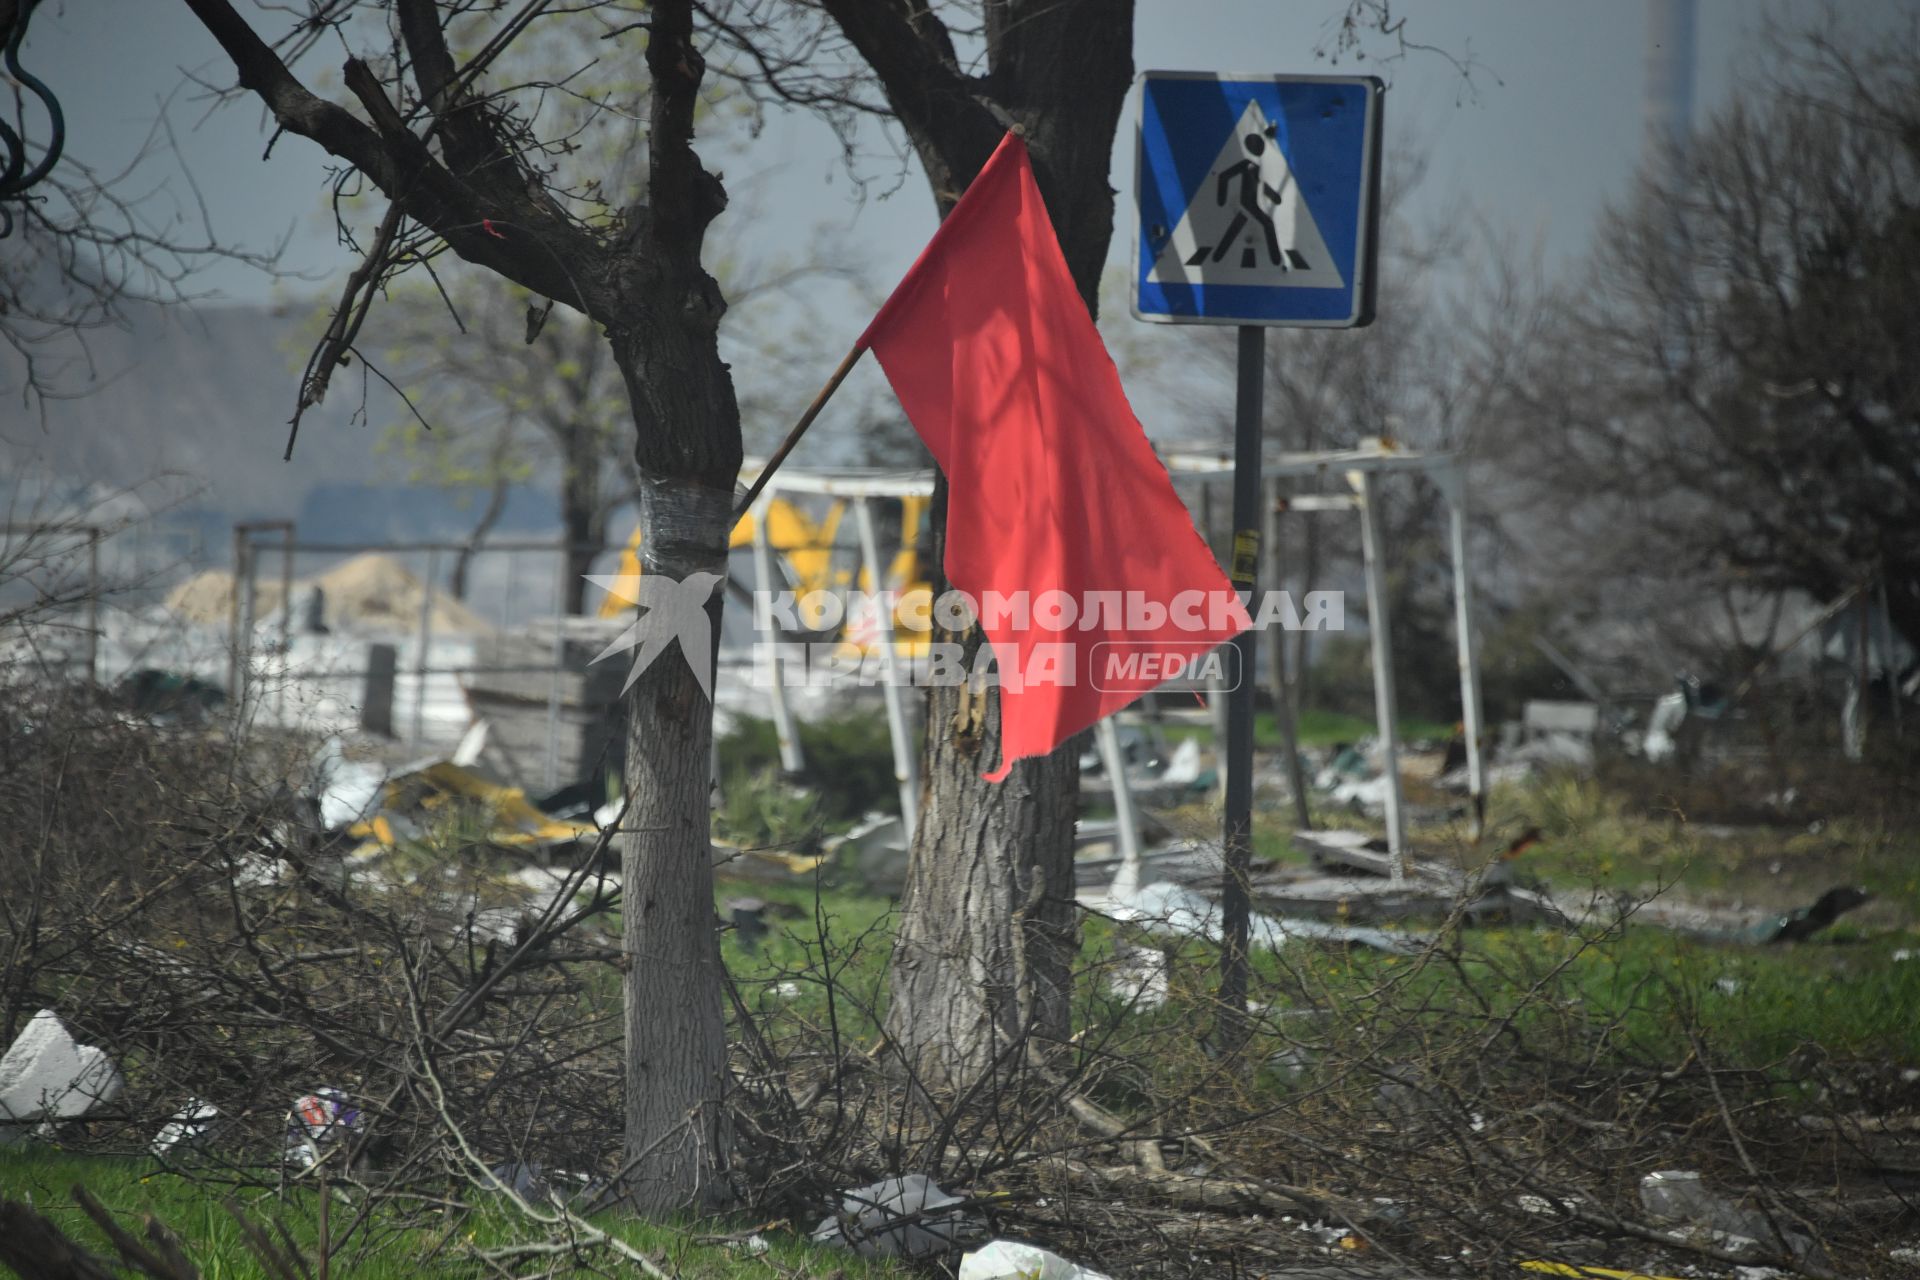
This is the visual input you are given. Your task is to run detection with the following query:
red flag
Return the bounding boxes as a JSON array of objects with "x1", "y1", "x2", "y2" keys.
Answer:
[{"x1": 860, "y1": 132, "x2": 1249, "y2": 780}]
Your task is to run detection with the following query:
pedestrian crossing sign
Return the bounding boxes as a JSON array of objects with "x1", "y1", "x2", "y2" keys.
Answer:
[{"x1": 1134, "y1": 72, "x2": 1383, "y2": 328}]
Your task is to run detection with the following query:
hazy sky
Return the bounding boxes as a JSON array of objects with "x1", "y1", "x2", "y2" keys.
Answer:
[{"x1": 24, "y1": 0, "x2": 1892, "y2": 314}]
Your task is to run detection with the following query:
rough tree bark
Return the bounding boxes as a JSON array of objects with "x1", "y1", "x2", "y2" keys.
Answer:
[
  {"x1": 179, "y1": 0, "x2": 740, "y2": 1213},
  {"x1": 817, "y1": 0, "x2": 1135, "y2": 1089}
]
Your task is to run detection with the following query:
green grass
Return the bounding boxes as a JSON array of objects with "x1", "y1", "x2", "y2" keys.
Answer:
[
  {"x1": 708, "y1": 767, "x2": 1920, "y2": 1078},
  {"x1": 1300, "y1": 924, "x2": 1920, "y2": 1068},
  {"x1": 716, "y1": 872, "x2": 896, "y2": 1040},
  {"x1": 16, "y1": 768, "x2": 1912, "y2": 1280},
  {"x1": 0, "y1": 1152, "x2": 909, "y2": 1280},
  {"x1": 1482, "y1": 769, "x2": 1920, "y2": 918},
  {"x1": 1160, "y1": 706, "x2": 1455, "y2": 752}
]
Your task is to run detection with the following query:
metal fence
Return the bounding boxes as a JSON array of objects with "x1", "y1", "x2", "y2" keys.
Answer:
[{"x1": 2, "y1": 518, "x2": 635, "y2": 791}]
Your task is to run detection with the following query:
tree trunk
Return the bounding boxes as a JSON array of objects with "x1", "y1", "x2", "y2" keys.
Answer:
[
  {"x1": 839, "y1": 0, "x2": 1134, "y2": 1091},
  {"x1": 616, "y1": 596, "x2": 732, "y2": 1211},
  {"x1": 449, "y1": 474, "x2": 511, "y2": 602},
  {"x1": 884, "y1": 623, "x2": 1079, "y2": 1090},
  {"x1": 606, "y1": 1, "x2": 743, "y2": 1214},
  {"x1": 177, "y1": 0, "x2": 741, "y2": 1223},
  {"x1": 609, "y1": 315, "x2": 739, "y2": 1212},
  {"x1": 560, "y1": 423, "x2": 600, "y2": 615}
]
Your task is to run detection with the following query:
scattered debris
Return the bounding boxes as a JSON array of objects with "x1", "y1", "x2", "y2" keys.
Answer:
[
  {"x1": 710, "y1": 838, "x2": 828, "y2": 882},
  {"x1": 1158, "y1": 736, "x2": 1204, "y2": 787},
  {"x1": 825, "y1": 812, "x2": 909, "y2": 894},
  {"x1": 0, "y1": 1010, "x2": 125, "y2": 1144},
  {"x1": 812, "y1": 1174, "x2": 976, "y2": 1258},
  {"x1": 959, "y1": 1240, "x2": 1114, "y2": 1279},
  {"x1": 1521, "y1": 1264, "x2": 1687, "y2": 1280},
  {"x1": 1638, "y1": 1170, "x2": 1821, "y2": 1264},
  {"x1": 1328, "y1": 773, "x2": 1391, "y2": 816},
  {"x1": 1268, "y1": 828, "x2": 1566, "y2": 929},
  {"x1": 341, "y1": 760, "x2": 598, "y2": 856},
  {"x1": 1104, "y1": 942, "x2": 1172, "y2": 1010},
  {"x1": 151, "y1": 1098, "x2": 221, "y2": 1158},
  {"x1": 1089, "y1": 878, "x2": 1429, "y2": 956},
  {"x1": 1754, "y1": 886, "x2": 1870, "y2": 944},
  {"x1": 1515, "y1": 699, "x2": 1599, "y2": 769},
  {"x1": 286, "y1": 1088, "x2": 361, "y2": 1169},
  {"x1": 725, "y1": 897, "x2": 769, "y2": 950},
  {"x1": 311, "y1": 735, "x2": 389, "y2": 830},
  {"x1": 115, "y1": 669, "x2": 227, "y2": 724}
]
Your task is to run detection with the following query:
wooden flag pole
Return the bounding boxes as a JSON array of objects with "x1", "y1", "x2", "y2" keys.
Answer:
[{"x1": 733, "y1": 343, "x2": 868, "y2": 520}]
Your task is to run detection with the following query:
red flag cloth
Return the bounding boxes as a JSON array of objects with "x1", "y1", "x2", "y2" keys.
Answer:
[{"x1": 860, "y1": 132, "x2": 1250, "y2": 781}]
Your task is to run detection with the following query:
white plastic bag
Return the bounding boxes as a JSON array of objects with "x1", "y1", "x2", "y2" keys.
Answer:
[{"x1": 958, "y1": 1240, "x2": 1113, "y2": 1280}]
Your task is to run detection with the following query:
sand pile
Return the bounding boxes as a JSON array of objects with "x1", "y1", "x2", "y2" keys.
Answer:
[
  {"x1": 164, "y1": 570, "x2": 288, "y2": 627},
  {"x1": 310, "y1": 553, "x2": 490, "y2": 634},
  {"x1": 163, "y1": 554, "x2": 488, "y2": 635}
]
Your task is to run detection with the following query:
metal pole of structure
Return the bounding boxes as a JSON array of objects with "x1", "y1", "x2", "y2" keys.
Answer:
[
  {"x1": 853, "y1": 496, "x2": 918, "y2": 843},
  {"x1": 1877, "y1": 574, "x2": 1903, "y2": 739},
  {"x1": 278, "y1": 525, "x2": 294, "y2": 725},
  {"x1": 1353, "y1": 469, "x2": 1408, "y2": 879},
  {"x1": 1097, "y1": 716, "x2": 1142, "y2": 897},
  {"x1": 1205, "y1": 458, "x2": 1232, "y2": 805},
  {"x1": 1442, "y1": 464, "x2": 1487, "y2": 836},
  {"x1": 1262, "y1": 479, "x2": 1312, "y2": 829},
  {"x1": 1218, "y1": 324, "x2": 1264, "y2": 1027},
  {"x1": 412, "y1": 548, "x2": 438, "y2": 747},
  {"x1": 751, "y1": 497, "x2": 806, "y2": 773},
  {"x1": 240, "y1": 538, "x2": 259, "y2": 727},
  {"x1": 227, "y1": 524, "x2": 246, "y2": 703},
  {"x1": 1198, "y1": 478, "x2": 1216, "y2": 561},
  {"x1": 85, "y1": 528, "x2": 100, "y2": 685},
  {"x1": 1209, "y1": 664, "x2": 1229, "y2": 803},
  {"x1": 1850, "y1": 592, "x2": 1871, "y2": 761},
  {"x1": 544, "y1": 551, "x2": 566, "y2": 790}
]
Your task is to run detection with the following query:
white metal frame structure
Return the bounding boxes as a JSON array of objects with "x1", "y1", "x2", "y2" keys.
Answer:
[
  {"x1": 1162, "y1": 441, "x2": 1486, "y2": 879},
  {"x1": 733, "y1": 441, "x2": 1486, "y2": 881},
  {"x1": 737, "y1": 464, "x2": 935, "y2": 843}
]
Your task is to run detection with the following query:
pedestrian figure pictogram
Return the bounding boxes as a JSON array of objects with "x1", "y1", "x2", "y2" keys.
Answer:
[
  {"x1": 1149, "y1": 97, "x2": 1342, "y2": 292},
  {"x1": 1205, "y1": 131, "x2": 1309, "y2": 270},
  {"x1": 1134, "y1": 72, "x2": 1381, "y2": 328}
]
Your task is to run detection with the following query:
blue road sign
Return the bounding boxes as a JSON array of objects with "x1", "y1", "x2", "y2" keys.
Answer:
[{"x1": 1134, "y1": 72, "x2": 1383, "y2": 328}]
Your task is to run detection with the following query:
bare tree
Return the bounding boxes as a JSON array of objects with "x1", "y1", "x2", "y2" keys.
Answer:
[
  {"x1": 174, "y1": 0, "x2": 748, "y2": 1214},
  {"x1": 1490, "y1": 17, "x2": 1920, "y2": 662},
  {"x1": 0, "y1": 0, "x2": 279, "y2": 418},
  {"x1": 689, "y1": 0, "x2": 1470, "y2": 1091},
  {"x1": 379, "y1": 281, "x2": 625, "y2": 613}
]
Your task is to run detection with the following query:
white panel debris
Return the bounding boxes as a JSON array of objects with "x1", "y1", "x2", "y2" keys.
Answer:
[{"x1": 0, "y1": 1010, "x2": 125, "y2": 1143}]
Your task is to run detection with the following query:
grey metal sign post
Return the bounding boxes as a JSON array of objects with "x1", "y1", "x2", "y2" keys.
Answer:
[{"x1": 1135, "y1": 72, "x2": 1384, "y2": 1020}]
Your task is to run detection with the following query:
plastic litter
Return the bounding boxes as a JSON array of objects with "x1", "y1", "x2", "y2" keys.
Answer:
[
  {"x1": 152, "y1": 1098, "x2": 221, "y2": 1158},
  {"x1": 812, "y1": 1173, "x2": 973, "y2": 1258},
  {"x1": 286, "y1": 1087, "x2": 361, "y2": 1169},
  {"x1": 959, "y1": 1240, "x2": 1113, "y2": 1280},
  {"x1": 1100, "y1": 879, "x2": 1428, "y2": 956},
  {"x1": 1103, "y1": 942, "x2": 1170, "y2": 1009},
  {"x1": 1638, "y1": 1170, "x2": 1821, "y2": 1263}
]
